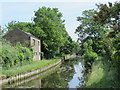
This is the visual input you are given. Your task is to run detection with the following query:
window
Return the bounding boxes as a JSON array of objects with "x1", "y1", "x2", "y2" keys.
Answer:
[
  {"x1": 38, "y1": 41, "x2": 39, "y2": 46},
  {"x1": 34, "y1": 52, "x2": 37, "y2": 55},
  {"x1": 33, "y1": 39, "x2": 35, "y2": 45}
]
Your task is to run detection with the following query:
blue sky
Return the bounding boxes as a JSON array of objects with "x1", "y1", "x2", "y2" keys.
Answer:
[{"x1": 0, "y1": 0, "x2": 118, "y2": 41}]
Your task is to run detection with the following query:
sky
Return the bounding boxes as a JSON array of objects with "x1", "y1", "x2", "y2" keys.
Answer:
[{"x1": 0, "y1": 0, "x2": 118, "y2": 41}]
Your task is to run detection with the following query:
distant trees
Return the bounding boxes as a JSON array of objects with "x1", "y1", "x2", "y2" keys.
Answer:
[
  {"x1": 60, "y1": 36, "x2": 80, "y2": 55},
  {"x1": 5, "y1": 7, "x2": 80, "y2": 59}
]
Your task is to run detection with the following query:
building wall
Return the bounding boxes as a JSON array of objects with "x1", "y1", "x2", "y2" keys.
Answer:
[
  {"x1": 30, "y1": 37, "x2": 41, "y2": 61},
  {"x1": 3, "y1": 29, "x2": 41, "y2": 61}
]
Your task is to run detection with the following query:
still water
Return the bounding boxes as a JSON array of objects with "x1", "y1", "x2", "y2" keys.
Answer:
[{"x1": 3, "y1": 57, "x2": 85, "y2": 88}]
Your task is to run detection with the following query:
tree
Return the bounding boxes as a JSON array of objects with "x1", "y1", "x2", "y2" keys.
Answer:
[
  {"x1": 75, "y1": 1, "x2": 120, "y2": 70},
  {"x1": 75, "y1": 9, "x2": 109, "y2": 55},
  {"x1": 94, "y1": 2, "x2": 120, "y2": 65},
  {"x1": 75, "y1": 9, "x2": 108, "y2": 42},
  {"x1": 6, "y1": 7, "x2": 79, "y2": 59},
  {"x1": 94, "y1": 1, "x2": 120, "y2": 34},
  {"x1": 6, "y1": 21, "x2": 45, "y2": 39},
  {"x1": 33, "y1": 7, "x2": 67, "y2": 58}
]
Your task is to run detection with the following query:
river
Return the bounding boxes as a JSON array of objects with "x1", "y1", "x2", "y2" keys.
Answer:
[{"x1": 2, "y1": 57, "x2": 86, "y2": 88}]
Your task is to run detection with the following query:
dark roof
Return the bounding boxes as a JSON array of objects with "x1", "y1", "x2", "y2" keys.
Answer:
[{"x1": 15, "y1": 28, "x2": 40, "y2": 40}]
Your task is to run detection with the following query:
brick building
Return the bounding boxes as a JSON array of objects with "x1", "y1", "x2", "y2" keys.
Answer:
[{"x1": 3, "y1": 28, "x2": 41, "y2": 60}]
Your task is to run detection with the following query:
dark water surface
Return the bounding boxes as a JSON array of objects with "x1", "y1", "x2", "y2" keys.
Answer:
[{"x1": 3, "y1": 57, "x2": 85, "y2": 88}]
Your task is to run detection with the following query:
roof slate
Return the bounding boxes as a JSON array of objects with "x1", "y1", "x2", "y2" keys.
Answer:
[{"x1": 15, "y1": 28, "x2": 40, "y2": 40}]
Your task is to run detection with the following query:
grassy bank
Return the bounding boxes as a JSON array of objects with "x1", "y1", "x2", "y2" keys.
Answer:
[
  {"x1": 1, "y1": 58, "x2": 61, "y2": 77},
  {"x1": 86, "y1": 60, "x2": 120, "y2": 88}
]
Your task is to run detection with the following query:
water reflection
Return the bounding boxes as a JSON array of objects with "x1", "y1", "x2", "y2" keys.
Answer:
[
  {"x1": 2, "y1": 63, "x2": 61, "y2": 88},
  {"x1": 2, "y1": 57, "x2": 85, "y2": 88},
  {"x1": 41, "y1": 61, "x2": 75, "y2": 88},
  {"x1": 41, "y1": 57, "x2": 85, "y2": 88},
  {"x1": 68, "y1": 62, "x2": 85, "y2": 88}
]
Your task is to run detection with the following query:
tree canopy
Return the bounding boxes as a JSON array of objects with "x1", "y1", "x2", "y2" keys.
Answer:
[
  {"x1": 75, "y1": 2, "x2": 120, "y2": 75},
  {"x1": 5, "y1": 7, "x2": 80, "y2": 59}
]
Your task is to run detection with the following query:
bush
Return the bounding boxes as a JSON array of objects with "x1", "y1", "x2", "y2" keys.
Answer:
[
  {"x1": 1, "y1": 40, "x2": 33, "y2": 69},
  {"x1": 83, "y1": 39, "x2": 98, "y2": 61},
  {"x1": 2, "y1": 41, "x2": 19, "y2": 68},
  {"x1": 83, "y1": 39, "x2": 99, "y2": 73},
  {"x1": 84, "y1": 51, "x2": 98, "y2": 61},
  {"x1": 23, "y1": 47, "x2": 33, "y2": 63}
]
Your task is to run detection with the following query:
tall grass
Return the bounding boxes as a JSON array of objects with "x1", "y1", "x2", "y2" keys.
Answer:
[
  {"x1": 2, "y1": 58, "x2": 61, "y2": 76},
  {"x1": 86, "y1": 60, "x2": 120, "y2": 88}
]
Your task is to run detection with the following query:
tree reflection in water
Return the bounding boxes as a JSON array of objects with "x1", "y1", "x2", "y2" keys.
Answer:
[
  {"x1": 2, "y1": 57, "x2": 85, "y2": 88},
  {"x1": 41, "y1": 57, "x2": 85, "y2": 88}
]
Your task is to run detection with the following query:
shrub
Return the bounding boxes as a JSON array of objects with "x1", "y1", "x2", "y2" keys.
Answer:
[
  {"x1": 83, "y1": 39, "x2": 99, "y2": 73},
  {"x1": 83, "y1": 40, "x2": 98, "y2": 61},
  {"x1": 1, "y1": 40, "x2": 33, "y2": 69},
  {"x1": 83, "y1": 51, "x2": 98, "y2": 61}
]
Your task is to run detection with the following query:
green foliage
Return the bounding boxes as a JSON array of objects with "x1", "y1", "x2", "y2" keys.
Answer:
[
  {"x1": 83, "y1": 40, "x2": 98, "y2": 61},
  {"x1": 0, "y1": 27, "x2": 2, "y2": 40},
  {"x1": 1, "y1": 40, "x2": 33, "y2": 69},
  {"x1": 2, "y1": 58, "x2": 61, "y2": 76},
  {"x1": 94, "y1": 2, "x2": 120, "y2": 37},
  {"x1": 75, "y1": 9, "x2": 108, "y2": 42},
  {"x1": 75, "y1": 2, "x2": 120, "y2": 80},
  {"x1": 2, "y1": 40, "x2": 18, "y2": 68},
  {"x1": 86, "y1": 4, "x2": 120, "y2": 85},
  {"x1": 76, "y1": 1, "x2": 120, "y2": 66},
  {"x1": 94, "y1": 2, "x2": 120, "y2": 66},
  {"x1": 86, "y1": 60, "x2": 120, "y2": 88},
  {"x1": 60, "y1": 37, "x2": 80, "y2": 55},
  {"x1": 83, "y1": 40, "x2": 99, "y2": 73},
  {"x1": 33, "y1": 7, "x2": 67, "y2": 58},
  {"x1": 6, "y1": 7, "x2": 79, "y2": 59},
  {"x1": 84, "y1": 52, "x2": 98, "y2": 61},
  {"x1": 94, "y1": 2, "x2": 120, "y2": 25}
]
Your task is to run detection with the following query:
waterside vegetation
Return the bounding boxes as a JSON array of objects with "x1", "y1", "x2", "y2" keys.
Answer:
[
  {"x1": 1, "y1": 58, "x2": 61, "y2": 77},
  {"x1": 75, "y1": 1, "x2": 120, "y2": 88},
  {"x1": 0, "y1": 1, "x2": 120, "y2": 88},
  {"x1": 0, "y1": 7, "x2": 80, "y2": 78}
]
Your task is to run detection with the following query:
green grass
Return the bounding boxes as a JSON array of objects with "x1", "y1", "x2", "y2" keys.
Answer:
[
  {"x1": 86, "y1": 61, "x2": 104, "y2": 87},
  {"x1": 0, "y1": 67, "x2": 2, "y2": 76},
  {"x1": 2, "y1": 58, "x2": 61, "y2": 76},
  {"x1": 86, "y1": 60, "x2": 120, "y2": 88}
]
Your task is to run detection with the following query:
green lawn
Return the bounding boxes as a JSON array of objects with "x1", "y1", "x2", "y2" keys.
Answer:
[
  {"x1": 86, "y1": 60, "x2": 120, "y2": 88},
  {"x1": 1, "y1": 58, "x2": 61, "y2": 77}
]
